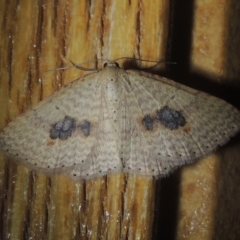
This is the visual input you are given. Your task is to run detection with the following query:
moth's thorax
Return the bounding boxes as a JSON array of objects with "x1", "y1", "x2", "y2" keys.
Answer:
[
  {"x1": 101, "y1": 64, "x2": 124, "y2": 96},
  {"x1": 101, "y1": 66, "x2": 124, "y2": 127}
]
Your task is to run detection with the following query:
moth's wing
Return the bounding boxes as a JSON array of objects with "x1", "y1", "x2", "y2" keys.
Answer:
[
  {"x1": 119, "y1": 76, "x2": 153, "y2": 174},
  {"x1": 121, "y1": 70, "x2": 240, "y2": 177},
  {"x1": 0, "y1": 71, "x2": 120, "y2": 179}
]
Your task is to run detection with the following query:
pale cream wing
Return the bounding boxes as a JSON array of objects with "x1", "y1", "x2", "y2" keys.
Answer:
[
  {"x1": 121, "y1": 69, "x2": 240, "y2": 177},
  {"x1": 0, "y1": 70, "x2": 121, "y2": 179}
]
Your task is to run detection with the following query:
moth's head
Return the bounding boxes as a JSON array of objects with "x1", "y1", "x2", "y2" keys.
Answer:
[{"x1": 103, "y1": 61, "x2": 120, "y2": 68}]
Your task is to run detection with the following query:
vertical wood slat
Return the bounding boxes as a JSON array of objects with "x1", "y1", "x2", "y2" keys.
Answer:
[
  {"x1": 0, "y1": 1, "x2": 169, "y2": 239},
  {"x1": 175, "y1": 0, "x2": 240, "y2": 239}
]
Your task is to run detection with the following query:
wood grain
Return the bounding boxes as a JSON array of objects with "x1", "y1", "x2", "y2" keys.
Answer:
[
  {"x1": 0, "y1": 0, "x2": 240, "y2": 239},
  {"x1": 0, "y1": 1, "x2": 168, "y2": 239}
]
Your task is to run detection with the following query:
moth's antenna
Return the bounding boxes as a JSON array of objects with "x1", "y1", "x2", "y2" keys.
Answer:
[
  {"x1": 141, "y1": 60, "x2": 177, "y2": 70},
  {"x1": 46, "y1": 65, "x2": 74, "y2": 72},
  {"x1": 46, "y1": 59, "x2": 101, "y2": 72},
  {"x1": 69, "y1": 60, "x2": 98, "y2": 72},
  {"x1": 46, "y1": 58, "x2": 177, "y2": 72},
  {"x1": 111, "y1": 57, "x2": 176, "y2": 70},
  {"x1": 113, "y1": 57, "x2": 176, "y2": 64}
]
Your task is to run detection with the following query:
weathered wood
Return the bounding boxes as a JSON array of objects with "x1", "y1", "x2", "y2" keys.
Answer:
[
  {"x1": 0, "y1": 1, "x2": 169, "y2": 239},
  {"x1": 0, "y1": 0, "x2": 240, "y2": 239},
  {"x1": 174, "y1": 0, "x2": 240, "y2": 239}
]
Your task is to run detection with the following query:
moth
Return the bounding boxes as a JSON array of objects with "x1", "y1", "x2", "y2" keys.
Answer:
[{"x1": 0, "y1": 61, "x2": 240, "y2": 180}]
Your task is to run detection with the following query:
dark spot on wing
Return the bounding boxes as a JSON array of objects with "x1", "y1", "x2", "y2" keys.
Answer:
[
  {"x1": 79, "y1": 120, "x2": 91, "y2": 137},
  {"x1": 156, "y1": 106, "x2": 186, "y2": 130},
  {"x1": 142, "y1": 115, "x2": 155, "y2": 131},
  {"x1": 50, "y1": 116, "x2": 76, "y2": 140}
]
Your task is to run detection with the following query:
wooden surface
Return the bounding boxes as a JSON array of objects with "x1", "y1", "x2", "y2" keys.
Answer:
[{"x1": 0, "y1": 0, "x2": 240, "y2": 239}]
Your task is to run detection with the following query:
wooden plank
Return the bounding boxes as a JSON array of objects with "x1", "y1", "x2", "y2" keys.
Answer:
[
  {"x1": 174, "y1": 0, "x2": 240, "y2": 239},
  {"x1": 0, "y1": 1, "x2": 169, "y2": 239}
]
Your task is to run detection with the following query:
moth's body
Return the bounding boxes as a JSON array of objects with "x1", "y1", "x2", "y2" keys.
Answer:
[{"x1": 0, "y1": 62, "x2": 240, "y2": 180}]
